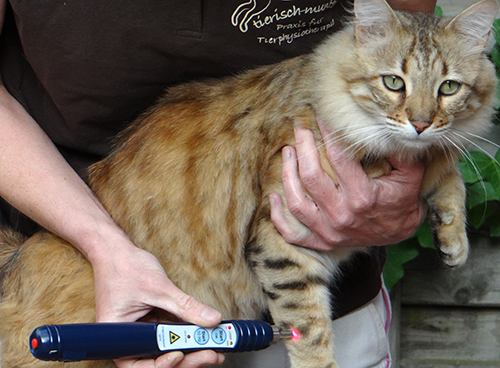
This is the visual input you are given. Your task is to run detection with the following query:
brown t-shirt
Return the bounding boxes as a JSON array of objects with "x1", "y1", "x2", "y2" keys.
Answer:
[{"x1": 0, "y1": 0, "x2": 384, "y2": 319}]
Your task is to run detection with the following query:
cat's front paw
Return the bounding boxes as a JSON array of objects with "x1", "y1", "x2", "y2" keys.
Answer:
[
  {"x1": 436, "y1": 235, "x2": 469, "y2": 268},
  {"x1": 430, "y1": 210, "x2": 469, "y2": 268}
]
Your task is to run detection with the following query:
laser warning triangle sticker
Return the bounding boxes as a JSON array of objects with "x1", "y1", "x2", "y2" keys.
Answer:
[{"x1": 169, "y1": 331, "x2": 181, "y2": 344}]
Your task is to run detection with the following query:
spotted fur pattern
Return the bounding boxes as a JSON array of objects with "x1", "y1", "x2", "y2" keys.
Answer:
[{"x1": 0, "y1": 0, "x2": 497, "y2": 367}]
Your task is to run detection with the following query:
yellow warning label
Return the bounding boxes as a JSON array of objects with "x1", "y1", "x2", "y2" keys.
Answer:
[{"x1": 169, "y1": 331, "x2": 181, "y2": 344}]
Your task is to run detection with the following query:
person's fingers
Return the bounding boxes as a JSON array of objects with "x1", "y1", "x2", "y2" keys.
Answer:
[
  {"x1": 115, "y1": 350, "x2": 224, "y2": 368},
  {"x1": 293, "y1": 126, "x2": 327, "y2": 191},
  {"x1": 293, "y1": 126, "x2": 340, "y2": 205},
  {"x1": 280, "y1": 145, "x2": 320, "y2": 223},
  {"x1": 94, "y1": 246, "x2": 222, "y2": 327},
  {"x1": 170, "y1": 351, "x2": 225, "y2": 368},
  {"x1": 269, "y1": 192, "x2": 299, "y2": 243},
  {"x1": 162, "y1": 286, "x2": 222, "y2": 327},
  {"x1": 317, "y1": 124, "x2": 376, "y2": 205},
  {"x1": 114, "y1": 351, "x2": 183, "y2": 368},
  {"x1": 384, "y1": 154, "x2": 425, "y2": 187}
]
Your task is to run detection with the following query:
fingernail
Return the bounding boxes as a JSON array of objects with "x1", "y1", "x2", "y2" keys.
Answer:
[
  {"x1": 217, "y1": 353, "x2": 226, "y2": 365},
  {"x1": 168, "y1": 351, "x2": 184, "y2": 366},
  {"x1": 282, "y1": 147, "x2": 291, "y2": 160},
  {"x1": 201, "y1": 307, "x2": 222, "y2": 322},
  {"x1": 269, "y1": 195, "x2": 275, "y2": 207}
]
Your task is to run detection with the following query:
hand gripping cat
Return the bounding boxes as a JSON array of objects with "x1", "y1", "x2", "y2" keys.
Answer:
[{"x1": 0, "y1": 0, "x2": 498, "y2": 367}]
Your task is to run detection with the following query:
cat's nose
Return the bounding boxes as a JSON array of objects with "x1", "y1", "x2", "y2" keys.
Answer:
[{"x1": 411, "y1": 120, "x2": 431, "y2": 134}]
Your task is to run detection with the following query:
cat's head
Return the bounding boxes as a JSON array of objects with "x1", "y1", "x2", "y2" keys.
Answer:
[{"x1": 315, "y1": 0, "x2": 498, "y2": 159}]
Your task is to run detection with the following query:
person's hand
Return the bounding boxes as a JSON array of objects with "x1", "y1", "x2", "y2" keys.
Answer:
[
  {"x1": 114, "y1": 350, "x2": 225, "y2": 368},
  {"x1": 91, "y1": 231, "x2": 224, "y2": 368},
  {"x1": 270, "y1": 124, "x2": 427, "y2": 251}
]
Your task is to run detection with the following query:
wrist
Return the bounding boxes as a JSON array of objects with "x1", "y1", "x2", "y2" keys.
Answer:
[{"x1": 64, "y1": 215, "x2": 135, "y2": 267}]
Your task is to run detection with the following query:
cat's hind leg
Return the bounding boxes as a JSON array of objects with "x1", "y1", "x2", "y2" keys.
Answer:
[{"x1": 246, "y1": 218, "x2": 339, "y2": 368}]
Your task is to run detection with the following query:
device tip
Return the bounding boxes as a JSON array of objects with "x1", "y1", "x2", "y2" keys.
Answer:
[
  {"x1": 277, "y1": 328, "x2": 300, "y2": 341},
  {"x1": 280, "y1": 329, "x2": 293, "y2": 340},
  {"x1": 272, "y1": 326, "x2": 301, "y2": 343}
]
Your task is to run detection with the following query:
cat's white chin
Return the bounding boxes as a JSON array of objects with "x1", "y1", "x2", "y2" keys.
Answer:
[
  {"x1": 398, "y1": 139, "x2": 434, "y2": 154},
  {"x1": 359, "y1": 135, "x2": 436, "y2": 160}
]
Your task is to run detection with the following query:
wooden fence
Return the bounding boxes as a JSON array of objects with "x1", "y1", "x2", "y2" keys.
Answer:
[{"x1": 390, "y1": 235, "x2": 500, "y2": 367}]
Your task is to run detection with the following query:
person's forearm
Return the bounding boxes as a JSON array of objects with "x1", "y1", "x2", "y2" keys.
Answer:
[
  {"x1": 0, "y1": 85, "x2": 128, "y2": 263},
  {"x1": 387, "y1": 0, "x2": 437, "y2": 14},
  {"x1": 0, "y1": 85, "x2": 224, "y2": 347}
]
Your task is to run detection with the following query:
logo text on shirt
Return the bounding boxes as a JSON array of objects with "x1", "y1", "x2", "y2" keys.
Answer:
[{"x1": 231, "y1": 0, "x2": 338, "y2": 37}]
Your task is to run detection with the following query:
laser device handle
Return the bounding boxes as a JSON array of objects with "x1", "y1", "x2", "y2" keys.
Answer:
[{"x1": 30, "y1": 320, "x2": 279, "y2": 362}]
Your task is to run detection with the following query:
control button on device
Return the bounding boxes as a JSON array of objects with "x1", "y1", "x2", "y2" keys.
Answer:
[
  {"x1": 211, "y1": 328, "x2": 226, "y2": 345},
  {"x1": 194, "y1": 328, "x2": 209, "y2": 345}
]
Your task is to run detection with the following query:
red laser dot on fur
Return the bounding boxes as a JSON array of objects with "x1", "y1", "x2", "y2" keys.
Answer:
[{"x1": 291, "y1": 329, "x2": 301, "y2": 342}]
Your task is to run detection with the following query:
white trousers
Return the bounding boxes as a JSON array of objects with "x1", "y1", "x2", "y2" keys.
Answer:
[{"x1": 222, "y1": 287, "x2": 392, "y2": 368}]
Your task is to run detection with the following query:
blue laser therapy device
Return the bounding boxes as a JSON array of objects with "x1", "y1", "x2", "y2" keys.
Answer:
[{"x1": 29, "y1": 320, "x2": 294, "y2": 362}]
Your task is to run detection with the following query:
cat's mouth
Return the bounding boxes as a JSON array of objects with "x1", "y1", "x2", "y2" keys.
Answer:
[
  {"x1": 386, "y1": 125, "x2": 448, "y2": 155},
  {"x1": 399, "y1": 129, "x2": 439, "y2": 145},
  {"x1": 384, "y1": 117, "x2": 441, "y2": 147}
]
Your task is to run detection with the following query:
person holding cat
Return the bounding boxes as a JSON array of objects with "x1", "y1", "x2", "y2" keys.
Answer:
[{"x1": 0, "y1": 0, "x2": 435, "y2": 367}]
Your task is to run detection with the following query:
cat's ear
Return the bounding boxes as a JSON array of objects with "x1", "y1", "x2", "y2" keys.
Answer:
[
  {"x1": 445, "y1": 0, "x2": 499, "y2": 49},
  {"x1": 353, "y1": 0, "x2": 399, "y2": 44}
]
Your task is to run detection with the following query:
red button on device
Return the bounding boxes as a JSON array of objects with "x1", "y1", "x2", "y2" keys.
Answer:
[{"x1": 31, "y1": 338, "x2": 38, "y2": 349}]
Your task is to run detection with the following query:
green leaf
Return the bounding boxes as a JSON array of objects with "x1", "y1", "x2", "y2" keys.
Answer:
[
  {"x1": 492, "y1": 20, "x2": 500, "y2": 107},
  {"x1": 383, "y1": 240, "x2": 420, "y2": 290},
  {"x1": 468, "y1": 203, "x2": 495, "y2": 230},
  {"x1": 492, "y1": 150, "x2": 500, "y2": 196},
  {"x1": 493, "y1": 19, "x2": 500, "y2": 44},
  {"x1": 467, "y1": 151, "x2": 492, "y2": 174},
  {"x1": 493, "y1": 110, "x2": 500, "y2": 126},
  {"x1": 491, "y1": 215, "x2": 500, "y2": 237},
  {"x1": 481, "y1": 152, "x2": 500, "y2": 198},
  {"x1": 459, "y1": 157, "x2": 481, "y2": 183},
  {"x1": 414, "y1": 219, "x2": 435, "y2": 249},
  {"x1": 434, "y1": 6, "x2": 443, "y2": 16},
  {"x1": 460, "y1": 151, "x2": 494, "y2": 184},
  {"x1": 466, "y1": 181, "x2": 499, "y2": 209},
  {"x1": 492, "y1": 44, "x2": 500, "y2": 69}
]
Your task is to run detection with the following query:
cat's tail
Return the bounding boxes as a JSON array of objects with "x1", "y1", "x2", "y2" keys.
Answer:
[{"x1": 0, "y1": 227, "x2": 27, "y2": 290}]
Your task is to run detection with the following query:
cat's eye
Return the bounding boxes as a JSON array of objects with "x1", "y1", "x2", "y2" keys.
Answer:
[
  {"x1": 439, "y1": 80, "x2": 461, "y2": 96},
  {"x1": 382, "y1": 75, "x2": 405, "y2": 92}
]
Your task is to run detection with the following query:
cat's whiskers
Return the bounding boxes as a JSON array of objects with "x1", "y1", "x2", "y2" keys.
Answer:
[
  {"x1": 320, "y1": 125, "x2": 387, "y2": 155},
  {"x1": 300, "y1": 87, "x2": 352, "y2": 94},
  {"x1": 450, "y1": 128, "x2": 500, "y2": 151},
  {"x1": 443, "y1": 135, "x2": 490, "y2": 214},
  {"x1": 448, "y1": 130, "x2": 500, "y2": 166},
  {"x1": 319, "y1": 125, "x2": 379, "y2": 146},
  {"x1": 343, "y1": 129, "x2": 392, "y2": 157},
  {"x1": 436, "y1": 137, "x2": 456, "y2": 168},
  {"x1": 293, "y1": 125, "x2": 381, "y2": 162},
  {"x1": 447, "y1": 130, "x2": 500, "y2": 214},
  {"x1": 440, "y1": 134, "x2": 480, "y2": 174}
]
